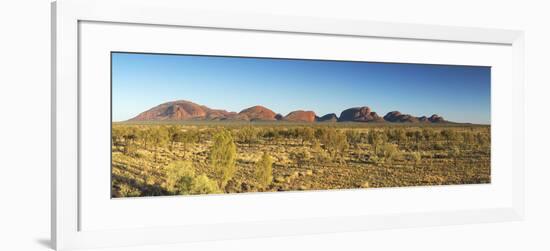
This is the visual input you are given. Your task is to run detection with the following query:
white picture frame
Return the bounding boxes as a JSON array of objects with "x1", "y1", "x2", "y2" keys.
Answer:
[{"x1": 52, "y1": 0, "x2": 525, "y2": 250}]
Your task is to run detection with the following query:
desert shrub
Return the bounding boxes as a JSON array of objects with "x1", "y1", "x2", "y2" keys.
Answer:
[
  {"x1": 190, "y1": 174, "x2": 222, "y2": 194},
  {"x1": 151, "y1": 127, "x2": 169, "y2": 148},
  {"x1": 164, "y1": 161, "x2": 195, "y2": 195},
  {"x1": 278, "y1": 128, "x2": 299, "y2": 140},
  {"x1": 164, "y1": 161, "x2": 222, "y2": 195},
  {"x1": 377, "y1": 143, "x2": 400, "y2": 164},
  {"x1": 290, "y1": 148, "x2": 311, "y2": 168},
  {"x1": 262, "y1": 128, "x2": 278, "y2": 140},
  {"x1": 117, "y1": 183, "x2": 141, "y2": 197},
  {"x1": 125, "y1": 143, "x2": 140, "y2": 157},
  {"x1": 296, "y1": 127, "x2": 316, "y2": 145},
  {"x1": 441, "y1": 129, "x2": 458, "y2": 145},
  {"x1": 369, "y1": 155, "x2": 382, "y2": 165},
  {"x1": 312, "y1": 139, "x2": 321, "y2": 151},
  {"x1": 476, "y1": 132, "x2": 490, "y2": 148},
  {"x1": 310, "y1": 139, "x2": 330, "y2": 165},
  {"x1": 237, "y1": 126, "x2": 259, "y2": 144},
  {"x1": 413, "y1": 130, "x2": 423, "y2": 149},
  {"x1": 345, "y1": 130, "x2": 362, "y2": 148},
  {"x1": 318, "y1": 128, "x2": 349, "y2": 160},
  {"x1": 449, "y1": 146, "x2": 461, "y2": 166},
  {"x1": 255, "y1": 152, "x2": 273, "y2": 189},
  {"x1": 368, "y1": 130, "x2": 388, "y2": 156},
  {"x1": 210, "y1": 129, "x2": 238, "y2": 188},
  {"x1": 388, "y1": 128, "x2": 407, "y2": 145},
  {"x1": 422, "y1": 128, "x2": 436, "y2": 142},
  {"x1": 459, "y1": 131, "x2": 475, "y2": 149},
  {"x1": 432, "y1": 142, "x2": 446, "y2": 150},
  {"x1": 409, "y1": 151, "x2": 422, "y2": 166},
  {"x1": 314, "y1": 150, "x2": 331, "y2": 165}
]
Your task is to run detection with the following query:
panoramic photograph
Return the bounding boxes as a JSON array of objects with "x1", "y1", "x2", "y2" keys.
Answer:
[{"x1": 111, "y1": 52, "x2": 491, "y2": 198}]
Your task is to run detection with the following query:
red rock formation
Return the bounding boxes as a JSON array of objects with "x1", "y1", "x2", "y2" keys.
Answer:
[
  {"x1": 283, "y1": 110, "x2": 317, "y2": 122},
  {"x1": 338, "y1": 107, "x2": 384, "y2": 122},
  {"x1": 128, "y1": 100, "x2": 232, "y2": 121},
  {"x1": 317, "y1": 113, "x2": 338, "y2": 122},
  {"x1": 238, "y1": 105, "x2": 277, "y2": 121},
  {"x1": 383, "y1": 111, "x2": 420, "y2": 123}
]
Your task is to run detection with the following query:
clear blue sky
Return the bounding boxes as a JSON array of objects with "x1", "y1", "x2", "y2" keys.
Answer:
[{"x1": 112, "y1": 52, "x2": 491, "y2": 124}]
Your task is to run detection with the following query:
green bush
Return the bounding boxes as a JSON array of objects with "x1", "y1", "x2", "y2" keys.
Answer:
[
  {"x1": 255, "y1": 152, "x2": 273, "y2": 189},
  {"x1": 164, "y1": 161, "x2": 222, "y2": 195},
  {"x1": 164, "y1": 161, "x2": 195, "y2": 195},
  {"x1": 210, "y1": 129, "x2": 238, "y2": 188},
  {"x1": 190, "y1": 174, "x2": 222, "y2": 194}
]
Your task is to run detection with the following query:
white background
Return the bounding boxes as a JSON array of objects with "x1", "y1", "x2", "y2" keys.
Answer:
[{"x1": 0, "y1": 0, "x2": 547, "y2": 250}]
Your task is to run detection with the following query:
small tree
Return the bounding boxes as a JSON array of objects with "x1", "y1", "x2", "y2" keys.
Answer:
[
  {"x1": 123, "y1": 127, "x2": 139, "y2": 155},
  {"x1": 413, "y1": 130, "x2": 423, "y2": 150},
  {"x1": 210, "y1": 129, "x2": 238, "y2": 189},
  {"x1": 166, "y1": 126, "x2": 179, "y2": 151},
  {"x1": 173, "y1": 129, "x2": 199, "y2": 152},
  {"x1": 151, "y1": 127, "x2": 169, "y2": 161},
  {"x1": 255, "y1": 152, "x2": 273, "y2": 190},
  {"x1": 111, "y1": 126, "x2": 125, "y2": 151},
  {"x1": 138, "y1": 128, "x2": 153, "y2": 150}
]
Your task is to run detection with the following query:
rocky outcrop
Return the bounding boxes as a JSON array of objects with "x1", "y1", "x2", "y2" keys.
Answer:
[
  {"x1": 317, "y1": 113, "x2": 338, "y2": 122},
  {"x1": 338, "y1": 107, "x2": 384, "y2": 122},
  {"x1": 128, "y1": 100, "x2": 450, "y2": 123},
  {"x1": 428, "y1": 114, "x2": 445, "y2": 123},
  {"x1": 238, "y1": 105, "x2": 277, "y2": 121},
  {"x1": 283, "y1": 110, "x2": 317, "y2": 122},
  {"x1": 129, "y1": 100, "x2": 234, "y2": 121},
  {"x1": 383, "y1": 111, "x2": 419, "y2": 123}
]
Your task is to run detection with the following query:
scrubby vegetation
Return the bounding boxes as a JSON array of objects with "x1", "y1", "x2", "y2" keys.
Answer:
[{"x1": 111, "y1": 122, "x2": 491, "y2": 197}]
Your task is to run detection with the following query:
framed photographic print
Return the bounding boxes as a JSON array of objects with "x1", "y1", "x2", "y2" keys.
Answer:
[{"x1": 52, "y1": 0, "x2": 524, "y2": 250}]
